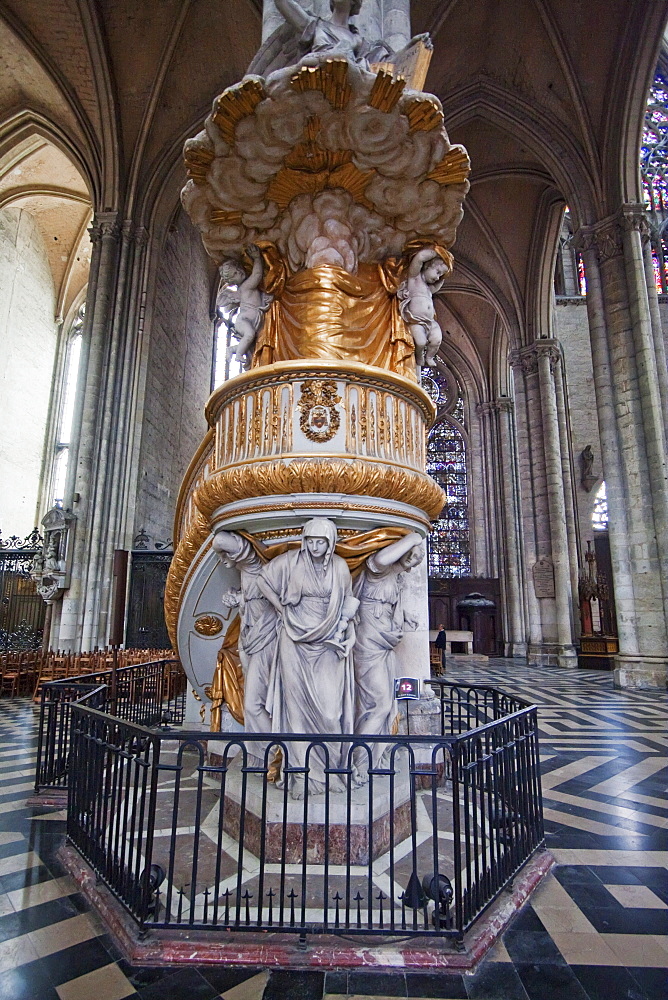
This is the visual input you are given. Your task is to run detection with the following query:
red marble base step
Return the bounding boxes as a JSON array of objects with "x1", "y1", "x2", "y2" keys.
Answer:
[{"x1": 58, "y1": 843, "x2": 553, "y2": 972}]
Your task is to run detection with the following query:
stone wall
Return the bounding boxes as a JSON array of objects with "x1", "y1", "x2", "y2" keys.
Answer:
[
  {"x1": 0, "y1": 206, "x2": 57, "y2": 537},
  {"x1": 134, "y1": 209, "x2": 213, "y2": 544},
  {"x1": 554, "y1": 296, "x2": 602, "y2": 551}
]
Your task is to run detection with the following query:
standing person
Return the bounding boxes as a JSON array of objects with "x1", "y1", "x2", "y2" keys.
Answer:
[
  {"x1": 258, "y1": 518, "x2": 359, "y2": 798},
  {"x1": 434, "y1": 623, "x2": 447, "y2": 675}
]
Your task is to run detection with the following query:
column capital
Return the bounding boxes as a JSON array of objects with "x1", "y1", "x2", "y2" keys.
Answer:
[
  {"x1": 620, "y1": 203, "x2": 652, "y2": 242},
  {"x1": 476, "y1": 397, "x2": 514, "y2": 416},
  {"x1": 134, "y1": 225, "x2": 150, "y2": 248},
  {"x1": 88, "y1": 211, "x2": 120, "y2": 245},
  {"x1": 509, "y1": 340, "x2": 561, "y2": 376},
  {"x1": 572, "y1": 204, "x2": 652, "y2": 260}
]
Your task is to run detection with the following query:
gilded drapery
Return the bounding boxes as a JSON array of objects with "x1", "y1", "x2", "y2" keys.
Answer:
[{"x1": 252, "y1": 263, "x2": 416, "y2": 380}]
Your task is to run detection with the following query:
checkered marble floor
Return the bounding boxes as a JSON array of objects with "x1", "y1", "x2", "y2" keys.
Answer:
[{"x1": 0, "y1": 659, "x2": 665, "y2": 999}]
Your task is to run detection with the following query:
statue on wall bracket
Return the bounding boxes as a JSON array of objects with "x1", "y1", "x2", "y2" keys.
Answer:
[{"x1": 30, "y1": 507, "x2": 76, "y2": 605}]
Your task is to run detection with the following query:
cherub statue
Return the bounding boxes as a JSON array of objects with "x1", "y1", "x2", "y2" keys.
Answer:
[
  {"x1": 216, "y1": 245, "x2": 272, "y2": 367},
  {"x1": 249, "y1": 0, "x2": 431, "y2": 77},
  {"x1": 398, "y1": 246, "x2": 451, "y2": 368}
]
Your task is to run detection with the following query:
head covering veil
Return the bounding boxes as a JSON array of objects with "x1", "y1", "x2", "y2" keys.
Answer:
[
  {"x1": 301, "y1": 517, "x2": 337, "y2": 569},
  {"x1": 214, "y1": 532, "x2": 258, "y2": 572}
]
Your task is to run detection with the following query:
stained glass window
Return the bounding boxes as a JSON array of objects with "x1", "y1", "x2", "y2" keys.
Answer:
[
  {"x1": 426, "y1": 416, "x2": 470, "y2": 578},
  {"x1": 421, "y1": 369, "x2": 450, "y2": 408},
  {"x1": 642, "y1": 72, "x2": 668, "y2": 293},
  {"x1": 592, "y1": 481, "x2": 609, "y2": 531}
]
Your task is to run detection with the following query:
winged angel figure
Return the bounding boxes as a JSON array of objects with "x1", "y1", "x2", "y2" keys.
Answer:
[
  {"x1": 217, "y1": 246, "x2": 273, "y2": 365},
  {"x1": 249, "y1": 0, "x2": 431, "y2": 77}
]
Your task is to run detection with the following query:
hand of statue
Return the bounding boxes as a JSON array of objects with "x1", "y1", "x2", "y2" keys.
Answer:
[
  {"x1": 404, "y1": 614, "x2": 419, "y2": 632},
  {"x1": 222, "y1": 588, "x2": 241, "y2": 608},
  {"x1": 246, "y1": 244, "x2": 260, "y2": 261},
  {"x1": 412, "y1": 32, "x2": 433, "y2": 50}
]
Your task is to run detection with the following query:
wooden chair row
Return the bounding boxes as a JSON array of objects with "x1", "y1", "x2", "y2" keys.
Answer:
[{"x1": 0, "y1": 648, "x2": 174, "y2": 700}]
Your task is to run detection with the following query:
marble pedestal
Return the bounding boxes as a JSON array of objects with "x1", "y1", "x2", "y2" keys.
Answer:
[{"x1": 221, "y1": 756, "x2": 413, "y2": 865}]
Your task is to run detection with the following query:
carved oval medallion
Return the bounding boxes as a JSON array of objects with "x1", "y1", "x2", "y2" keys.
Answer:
[{"x1": 194, "y1": 614, "x2": 224, "y2": 636}]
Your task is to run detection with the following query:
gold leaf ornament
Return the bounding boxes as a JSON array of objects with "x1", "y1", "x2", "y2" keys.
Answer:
[{"x1": 194, "y1": 614, "x2": 224, "y2": 636}]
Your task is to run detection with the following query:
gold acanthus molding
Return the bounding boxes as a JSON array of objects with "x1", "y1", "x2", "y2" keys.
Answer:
[{"x1": 193, "y1": 459, "x2": 444, "y2": 525}]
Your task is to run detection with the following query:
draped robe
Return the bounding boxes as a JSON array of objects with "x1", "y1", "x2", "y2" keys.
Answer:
[
  {"x1": 259, "y1": 541, "x2": 358, "y2": 792},
  {"x1": 352, "y1": 555, "x2": 405, "y2": 766}
]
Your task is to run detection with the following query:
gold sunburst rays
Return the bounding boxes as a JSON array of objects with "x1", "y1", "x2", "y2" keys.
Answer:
[
  {"x1": 367, "y1": 70, "x2": 406, "y2": 113},
  {"x1": 266, "y1": 160, "x2": 374, "y2": 211},
  {"x1": 290, "y1": 58, "x2": 352, "y2": 110},
  {"x1": 403, "y1": 97, "x2": 444, "y2": 133},
  {"x1": 184, "y1": 145, "x2": 214, "y2": 184},
  {"x1": 211, "y1": 79, "x2": 266, "y2": 145},
  {"x1": 427, "y1": 145, "x2": 471, "y2": 186}
]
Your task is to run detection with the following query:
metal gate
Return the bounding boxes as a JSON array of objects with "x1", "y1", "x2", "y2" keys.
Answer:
[
  {"x1": 0, "y1": 530, "x2": 46, "y2": 651},
  {"x1": 125, "y1": 551, "x2": 173, "y2": 649}
]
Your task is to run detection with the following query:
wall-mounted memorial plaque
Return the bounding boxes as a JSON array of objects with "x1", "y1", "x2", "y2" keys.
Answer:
[{"x1": 533, "y1": 558, "x2": 555, "y2": 599}]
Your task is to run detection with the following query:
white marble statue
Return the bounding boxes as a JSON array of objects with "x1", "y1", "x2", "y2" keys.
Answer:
[
  {"x1": 398, "y1": 247, "x2": 449, "y2": 367},
  {"x1": 250, "y1": 0, "x2": 430, "y2": 76},
  {"x1": 213, "y1": 531, "x2": 277, "y2": 734},
  {"x1": 216, "y1": 246, "x2": 272, "y2": 366},
  {"x1": 352, "y1": 531, "x2": 424, "y2": 776},
  {"x1": 258, "y1": 518, "x2": 359, "y2": 798}
]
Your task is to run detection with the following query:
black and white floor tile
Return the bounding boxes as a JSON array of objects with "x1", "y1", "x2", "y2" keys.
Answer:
[{"x1": 0, "y1": 660, "x2": 665, "y2": 1000}]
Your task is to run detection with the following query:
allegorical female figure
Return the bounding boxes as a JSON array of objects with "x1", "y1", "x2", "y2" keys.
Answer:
[
  {"x1": 213, "y1": 532, "x2": 277, "y2": 735},
  {"x1": 250, "y1": 0, "x2": 431, "y2": 77},
  {"x1": 353, "y1": 531, "x2": 424, "y2": 775},
  {"x1": 258, "y1": 518, "x2": 359, "y2": 798}
]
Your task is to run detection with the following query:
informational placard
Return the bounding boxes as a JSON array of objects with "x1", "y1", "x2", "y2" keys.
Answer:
[
  {"x1": 532, "y1": 558, "x2": 555, "y2": 599},
  {"x1": 395, "y1": 677, "x2": 421, "y2": 700}
]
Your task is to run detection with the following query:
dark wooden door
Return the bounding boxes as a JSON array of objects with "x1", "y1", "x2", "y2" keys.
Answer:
[{"x1": 125, "y1": 551, "x2": 172, "y2": 649}]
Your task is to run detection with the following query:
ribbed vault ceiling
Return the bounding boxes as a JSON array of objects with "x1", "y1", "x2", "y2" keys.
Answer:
[{"x1": 0, "y1": 0, "x2": 665, "y2": 381}]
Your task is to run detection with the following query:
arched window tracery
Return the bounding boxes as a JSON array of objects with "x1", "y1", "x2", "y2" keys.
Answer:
[
  {"x1": 212, "y1": 282, "x2": 246, "y2": 389},
  {"x1": 423, "y1": 366, "x2": 470, "y2": 578},
  {"x1": 592, "y1": 481, "x2": 609, "y2": 531},
  {"x1": 51, "y1": 303, "x2": 84, "y2": 507}
]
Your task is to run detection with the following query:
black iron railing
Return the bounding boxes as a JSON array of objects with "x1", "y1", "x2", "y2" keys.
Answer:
[
  {"x1": 35, "y1": 659, "x2": 185, "y2": 793},
  {"x1": 66, "y1": 683, "x2": 543, "y2": 943}
]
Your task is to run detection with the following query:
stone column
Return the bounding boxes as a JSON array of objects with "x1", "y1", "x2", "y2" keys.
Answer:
[
  {"x1": 56, "y1": 218, "x2": 151, "y2": 652},
  {"x1": 478, "y1": 399, "x2": 527, "y2": 657},
  {"x1": 574, "y1": 207, "x2": 668, "y2": 688},
  {"x1": 510, "y1": 342, "x2": 577, "y2": 667},
  {"x1": 537, "y1": 343, "x2": 577, "y2": 658},
  {"x1": 58, "y1": 213, "x2": 121, "y2": 650},
  {"x1": 553, "y1": 363, "x2": 582, "y2": 636},
  {"x1": 382, "y1": 0, "x2": 411, "y2": 53}
]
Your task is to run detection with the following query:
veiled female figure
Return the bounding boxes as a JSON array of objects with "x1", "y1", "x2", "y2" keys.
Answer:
[
  {"x1": 353, "y1": 531, "x2": 424, "y2": 775},
  {"x1": 213, "y1": 532, "x2": 277, "y2": 735},
  {"x1": 259, "y1": 518, "x2": 359, "y2": 797}
]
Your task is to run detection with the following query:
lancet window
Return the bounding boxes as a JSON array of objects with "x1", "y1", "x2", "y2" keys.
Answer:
[
  {"x1": 423, "y1": 367, "x2": 470, "y2": 578},
  {"x1": 592, "y1": 481, "x2": 609, "y2": 531},
  {"x1": 212, "y1": 290, "x2": 245, "y2": 389},
  {"x1": 554, "y1": 209, "x2": 586, "y2": 297},
  {"x1": 642, "y1": 71, "x2": 668, "y2": 292},
  {"x1": 52, "y1": 304, "x2": 85, "y2": 507}
]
